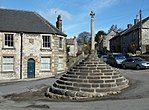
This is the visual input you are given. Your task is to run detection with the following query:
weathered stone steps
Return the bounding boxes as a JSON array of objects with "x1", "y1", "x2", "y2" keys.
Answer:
[
  {"x1": 69, "y1": 68, "x2": 114, "y2": 73},
  {"x1": 56, "y1": 76, "x2": 128, "y2": 88},
  {"x1": 48, "y1": 79, "x2": 128, "y2": 98},
  {"x1": 46, "y1": 53, "x2": 129, "y2": 100}
]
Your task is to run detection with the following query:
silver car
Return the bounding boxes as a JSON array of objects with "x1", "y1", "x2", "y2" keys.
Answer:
[
  {"x1": 100, "y1": 55, "x2": 108, "y2": 62},
  {"x1": 106, "y1": 53, "x2": 126, "y2": 67},
  {"x1": 122, "y1": 57, "x2": 149, "y2": 70}
]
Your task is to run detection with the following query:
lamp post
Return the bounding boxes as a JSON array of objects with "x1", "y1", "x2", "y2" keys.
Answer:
[{"x1": 90, "y1": 11, "x2": 95, "y2": 52}]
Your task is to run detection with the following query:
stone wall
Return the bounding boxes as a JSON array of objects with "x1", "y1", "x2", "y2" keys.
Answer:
[
  {"x1": 0, "y1": 32, "x2": 21, "y2": 80},
  {"x1": 0, "y1": 32, "x2": 67, "y2": 80},
  {"x1": 142, "y1": 20, "x2": 149, "y2": 53}
]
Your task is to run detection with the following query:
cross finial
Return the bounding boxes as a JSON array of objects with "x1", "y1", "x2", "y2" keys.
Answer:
[{"x1": 90, "y1": 11, "x2": 95, "y2": 18}]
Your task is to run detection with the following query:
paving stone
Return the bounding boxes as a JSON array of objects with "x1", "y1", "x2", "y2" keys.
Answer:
[
  {"x1": 100, "y1": 84, "x2": 112, "y2": 88},
  {"x1": 87, "y1": 76, "x2": 101, "y2": 79},
  {"x1": 104, "y1": 72, "x2": 113, "y2": 75},
  {"x1": 105, "y1": 80, "x2": 115, "y2": 83},
  {"x1": 92, "y1": 83, "x2": 99, "y2": 87},
  {"x1": 76, "y1": 92, "x2": 88, "y2": 97},
  {"x1": 89, "y1": 79, "x2": 104, "y2": 83},
  {"x1": 101, "y1": 76, "x2": 111, "y2": 79},
  {"x1": 81, "y1": 88, "x2": 94, "y2": 92},
  {"x1": 66, "y1": 86, "x2": 80, "y2": 91},
  {"x1": 65, "y1": 91, "x2": 76, "y2": 97}
]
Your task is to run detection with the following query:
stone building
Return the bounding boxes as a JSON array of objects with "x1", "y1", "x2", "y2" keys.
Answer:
[
  {"x1": 110, "y1": 30, "x2": 126, "y2": 53},
  {"x1": 66, "y1": 37, "x2": 78, "y2": 56},
  {"x1": 105, "y1": 30, "x2": 117, "y2": 51},
  {"x1": 0, "y1": 9, "x2": 67, "y2": 80},
  {"x1": 110, "y1": 17, "x2": 149, "y2": 54}
]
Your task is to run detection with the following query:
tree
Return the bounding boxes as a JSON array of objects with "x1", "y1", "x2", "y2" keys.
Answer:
[
  {"x1": 108, "y1": 25, "x2": 123, "y2": 33},
  {"x1": 77, "y1": 32, "x2": 91, "y2": 44},
  {"x1": 95, "y1": 30, "x2": 107, "y2": 52},
  {"x1": 77, "y1": 32, "x2": 91, "y2": 55},
  {"x1": 95, "y1": 30, "x2": 107, "y2": 43}
]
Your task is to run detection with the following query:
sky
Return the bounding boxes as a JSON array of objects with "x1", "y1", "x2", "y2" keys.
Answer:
[{"x1": 0, "y1": 0, "x2": 149, "y2": 37}]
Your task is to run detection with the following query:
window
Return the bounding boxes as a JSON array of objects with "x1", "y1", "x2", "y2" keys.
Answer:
[
  {"x1": 5, "y1": 34, "x2": 14, "y2": 47},
  {"x1": 41, "y1": 57, "x2": 51, "y2": 71},
  {"x1": 59, "y1": 37, "x2": 63, "y2": 48},
  {"x1": 3, "y1": 56, "x2": 14, "y2": 71},
  {"x1": 58, "y1": 57, "x2": 64, "y2": 71},
  {"x1": 125, "y1": 58, "x2": 133, "y2": 62},
  {"x1": 42, "y1": 36, "x2": 50, "y2": 48}
]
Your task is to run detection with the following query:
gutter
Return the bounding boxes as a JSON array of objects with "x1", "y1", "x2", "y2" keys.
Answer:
[{"x1": 20, "y1": 32, "x2": 23, "y2": 79}]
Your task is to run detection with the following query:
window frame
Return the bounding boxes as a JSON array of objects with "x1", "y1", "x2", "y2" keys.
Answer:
[
  {"x1": 40, "y1": 57, "x2": 51, "y2": 71},
  {"x1": 2, "y1": 56, "x2": 14, "y2": 72},
  {"x1": 57, "y1": 57, "x2": 64, "y2": 71},
  {"x1": 4, "y1": 34, "x2": 14, "y2": 48},
  {"x1": 42, "y1": 35, "x2": 51, "y2": 49}
]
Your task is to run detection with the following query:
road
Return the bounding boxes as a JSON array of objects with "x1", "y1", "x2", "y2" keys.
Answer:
[{"x1": 0, "y1": 69, "x2": 149, "y2": 110}]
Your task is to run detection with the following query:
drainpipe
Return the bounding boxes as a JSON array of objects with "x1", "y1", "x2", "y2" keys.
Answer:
[{"x1": 20, "y1": 32, "x2": 23, "y2": 79}]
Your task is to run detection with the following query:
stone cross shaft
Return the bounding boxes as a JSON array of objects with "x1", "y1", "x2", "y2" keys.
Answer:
[{"x1": 90, "y1": 11, "x2": 95, "y2": 51}]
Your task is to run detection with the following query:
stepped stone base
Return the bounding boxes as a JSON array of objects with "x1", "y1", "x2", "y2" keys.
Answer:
[{"x1": 45, "y1": 52, "x2": 129, "y2": 100}]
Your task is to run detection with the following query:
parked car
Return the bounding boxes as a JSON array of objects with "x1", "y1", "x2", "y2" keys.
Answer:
[
  {"x1": 122, "y1": 57, "x2": 149, "y2": 70},
  {"x1": 100, "y1": 55, "x2": 108, "y2": 62},
  {"x1": 107, "y1": 53, "x2": 126, "y2": 67}
]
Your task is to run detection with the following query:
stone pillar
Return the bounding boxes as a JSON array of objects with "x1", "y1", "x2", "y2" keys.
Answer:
[{"x1": 90, "y1": 11, "x2": 95, "y2": 51}]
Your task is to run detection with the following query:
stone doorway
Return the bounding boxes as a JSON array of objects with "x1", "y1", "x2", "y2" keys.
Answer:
[{"x1": 27, "y1": 58, "x2": 35, "y2": 78}]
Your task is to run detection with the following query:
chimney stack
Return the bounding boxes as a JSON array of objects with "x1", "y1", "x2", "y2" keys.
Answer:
[
  {"x1": 134, "y1": 15, "x2": 140, "y2": 25},
  {"x1": 127, "y1": 24, "x2": 132, "y2": 29},
  {"x1": 56, "y1": 15, "x2": 62, "y2": 31}
]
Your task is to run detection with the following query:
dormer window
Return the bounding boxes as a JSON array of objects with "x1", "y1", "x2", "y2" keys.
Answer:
[
  {"x1": 42, "y1": 36, "x2": 50, "y2": 48},
  {"x1": 5, "y1": 34, "x2": 14, "y2": 47}
]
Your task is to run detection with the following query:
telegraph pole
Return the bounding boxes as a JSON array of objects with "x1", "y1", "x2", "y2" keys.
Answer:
[{"x1": 139, "y1": 9, "x2": 142, "y2": 53}]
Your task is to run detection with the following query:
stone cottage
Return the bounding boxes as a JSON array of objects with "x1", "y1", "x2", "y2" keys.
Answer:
[
  {"x1": 105, "y1": 30, "x2": 117, "y2": 51},
  {"x1": 66, "y1": 37, "x2": 78, "y2": 56},
  {"x1": 110, "y1": 17, "x2": 149, "y2": 54},
  {"x1": 0, "y1": 8, "x2": 67, "y2": 80},
  {"x1": 110, "y1": 29, "x2": 126, "y2": 53}
]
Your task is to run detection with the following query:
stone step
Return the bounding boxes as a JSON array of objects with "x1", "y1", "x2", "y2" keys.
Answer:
[
  {"x1": 67, "y1": 71, "x2": 104, "y2": 76},
  {"x1": 95, "y1": 88, "x2": 119, "y2": 93},
  {"x1": 56, "y1": 79, "x2": 101, "y2": 89},
  {"x1": 75, "y1": 65, "x2": 107, "y2": 69},
  {"x1": 66, "y1": 72, "x2": 124, "y2": 80},
  {"x1": 60, "y1": 76, "x2": 84, "y2": 83},
  {"x1": 73, "y1": 65, "x2": 107, "y2": 69},
  {"x1": 56, "y1": 79, "x2": 73, "y2": 86},
  {"x1": 46, "y1": 52, "x2": 129, "y2": 100},
  {"x1": 116, "y1": 80, "x2": 128, "y2": 87},
  {"x1": 79, "y1": 62, "x2": 105, "y2": 65},
  {"x1": 101, "y1": 69, "x2": 114, "y2": 73},
  {"x1": 54, "y1": 82, "x2": 82, "y2": 92},
  {"x1": 49, "y1": 86, "x2": 99, "y2": 98},
  {"x1": 64, "y1": 74, "x2": 123, "y2": 81}
]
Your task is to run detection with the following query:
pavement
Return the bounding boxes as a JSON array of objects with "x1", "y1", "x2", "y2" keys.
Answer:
[{"x1": 0, "y1": 69, "x2": 149, "y2": 110}]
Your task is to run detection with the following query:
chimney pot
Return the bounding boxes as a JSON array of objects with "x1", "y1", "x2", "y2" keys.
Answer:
[
  {"x1": 127, "y1": 24, "x2": 132, "y2": 28},
  {"x1": 134, "y1": 19, "x2": 139, "y2": 25}
]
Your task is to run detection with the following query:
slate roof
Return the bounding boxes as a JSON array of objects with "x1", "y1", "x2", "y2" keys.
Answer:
[
  {"x1": 110, "y1": 16, "x2": 149, "y2": 41},
  {"x1": 0, "y1": 8, "x2": 66, "y2": 36},
  {"x1": 122, "y1": 16, "x2": 149, "y2": 35},
  {"x1": 109, "y1": 29, "x2": 127, "y2": 41}
]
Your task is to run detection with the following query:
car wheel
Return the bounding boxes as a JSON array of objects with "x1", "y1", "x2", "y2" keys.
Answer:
[
  {"x1": 122, "y1": 64, "x2": 126, "y2": 69},
  {"x1": 136, "y1": 65, "x2": 141, "y2": 70}
]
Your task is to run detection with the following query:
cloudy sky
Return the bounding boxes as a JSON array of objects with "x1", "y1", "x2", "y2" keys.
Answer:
[{"x1": 0, "y1": 0, "x2": 149, "y2": 37}]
